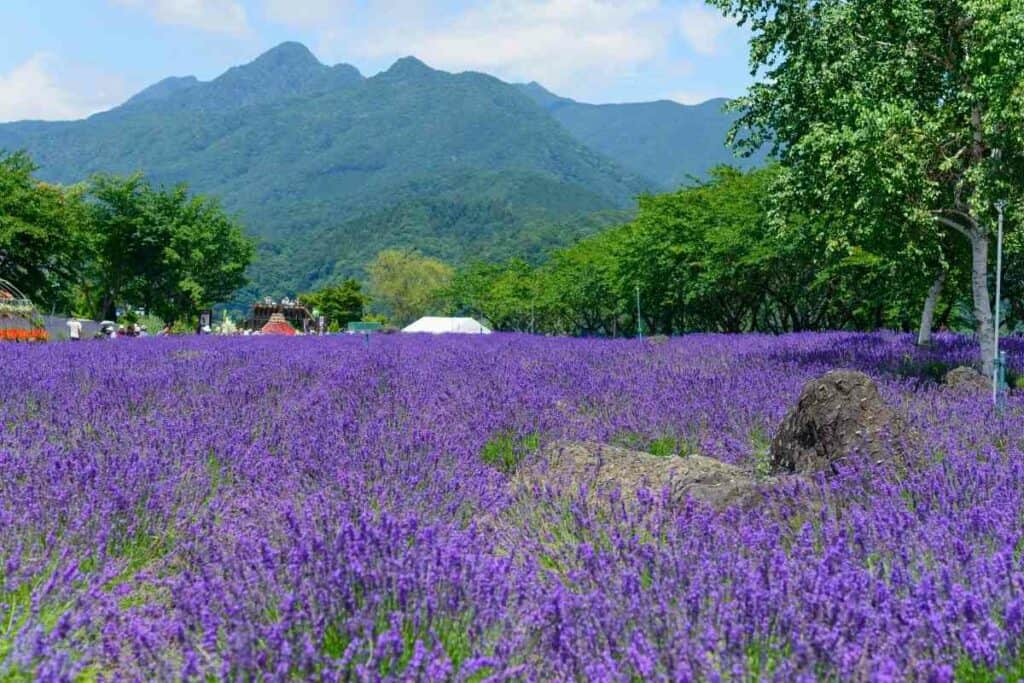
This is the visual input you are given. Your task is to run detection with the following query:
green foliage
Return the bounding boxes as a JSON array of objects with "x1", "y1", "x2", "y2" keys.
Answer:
[
  {"x1": 86, "y1": 174, "x2": 254, "y2": 322},
  {"x1": 299, "y1": 279, "x2": 368, "y2": 330},
  {"x1": 447, "y1": 259, "x2": 539, "y2": 332},
  {"x1": 955, "y1": 653, "x2": 1024, "y2": 683},
  {"x1": 0, "y1": 151, "x2": 91, "y2": 312},
  {"x1": 368, "y1": 250, "x2": 454, "y2": 327},
  {"x1": 0, "y1": 152, "x2": 253, "y2": 322},
  {"x1": 449, "y1": 166, "x2": 937, "y2": 336},
  {"x1": 612, "y1": 431, "x2": 692, "y2": 457},
  {"x1": 481, "y1": 431, "x2": 540, "y2": 473},
  {"x1": 647, "y1": 436, "x2": 679, "y2": 458},
  {"x1": 708, "y1": 0, "x2": 1024, "y2": 368}
]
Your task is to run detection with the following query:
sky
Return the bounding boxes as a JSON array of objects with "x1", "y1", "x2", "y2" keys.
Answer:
[{"x1": 0, "y1": 0, "x2": 754, "y2": 123}]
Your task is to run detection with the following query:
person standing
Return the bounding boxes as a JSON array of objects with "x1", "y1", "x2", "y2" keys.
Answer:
[{"x1": 66, "y1": 318, "x2": 82, "y2": 342}]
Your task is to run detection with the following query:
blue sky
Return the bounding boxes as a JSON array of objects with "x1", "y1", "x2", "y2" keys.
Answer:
[{"x1": 0, "y1": 0, "x2": 754, "y2": 122}]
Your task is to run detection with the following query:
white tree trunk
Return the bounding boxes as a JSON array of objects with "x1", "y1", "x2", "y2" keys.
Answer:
[
  {"x1": 970, "y1": 231, "x2": 996, "y2": 376},
  {"x1": 917, "y1": 270, "x2": 946, "y2": 346}
]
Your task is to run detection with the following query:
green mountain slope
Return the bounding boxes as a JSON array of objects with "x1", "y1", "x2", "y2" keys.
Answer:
[
  {"x1": 0, "y1": 43, "x2": 762, "y2": 296},
  {"x1": 517, "y1": 82, "x2": 768, "y2": 189}
]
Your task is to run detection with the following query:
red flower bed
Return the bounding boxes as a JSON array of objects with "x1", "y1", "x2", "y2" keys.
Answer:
[{"x1": 0, "y1": 328, "x2": 48, "y2": 342}]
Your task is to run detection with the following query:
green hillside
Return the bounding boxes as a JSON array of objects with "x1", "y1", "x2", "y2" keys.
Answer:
[
  {"x1": 0, "y1": 43, "x2": 762, "y2": 296},
  {"x1": 517, "y1": 82, "x2": 767, "y2": 189}
]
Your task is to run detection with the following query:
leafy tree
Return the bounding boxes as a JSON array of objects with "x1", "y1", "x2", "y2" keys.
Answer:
[
  {"x1": 87, "y1": 174, "x2": 162, "y2": 319},
  {"x1": 543, "y1": 227, "x2": 629, "y2": 336},
  {"x1": 454, "y1": 166, "x2": 939, "y2": 337},
  {"x1": 709, "y1": 0, "x2": 1024, "y2": 373},
  {"x1": 150, "y1": 187, "x2": 253, "y2": 324},
  {"x1": 88, "y1": 174, "x2": 253, "y2": 322},
  {"x1": 447, "y1": 259, "x2": 541, "y2": 332},
  {"x1": 300, "y1": 279, "x2": 368, "y2": 331},
  {"x1": 0, "y1": 151, "x2": 90, "y2": 311},
  {"x1": 367, "y1": 250, "x2": 453, "y2": 326}
]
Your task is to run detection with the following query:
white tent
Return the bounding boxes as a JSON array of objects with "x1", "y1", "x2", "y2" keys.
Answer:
[{"x1": 402, "y1": 316, "x2": 492, "y2": 335}]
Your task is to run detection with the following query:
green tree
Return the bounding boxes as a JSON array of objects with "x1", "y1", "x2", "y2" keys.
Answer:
[
  {"x1": 447, "y1": 259, "x2": 540, "y2": 332},
  {"x1": 88, "y1": 174, "x2": 253, "y2": 322},
  {"x1": 300, "y1": 279, "x2": 368, "y2": 331},
  {"x1": 543, "y1": 228, "x2": 628, "y2": 336},
  {"x1": 540, "y1": 166, "x2": 931, "y2": 336},
  {"x1": 367, "y1": 250, "x2": 453, "y2": 326},
  {"x1": 0, "y1": 151, "x2": 90, "y2": 311},
  {"x1": 150, "y1": 187, "x2": 253, "y2": 324},
  {"x1": 709, "y1": 0, "x2": 1024, "y2": 373}
]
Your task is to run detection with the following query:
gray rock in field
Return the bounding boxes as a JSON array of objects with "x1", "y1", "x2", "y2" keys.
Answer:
[
  {"x1": 513, "y1": 441, "x2": 766, "y2": 511},
  {"x1": 944, "y1": 366, "x2": 991, "y2": 393},
  {"x1": 770, "y1": 370, "x2": 901, "y2": 475}
]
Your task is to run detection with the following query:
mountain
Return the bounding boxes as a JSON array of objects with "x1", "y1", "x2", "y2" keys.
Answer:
[
  {"x1": 517, "y1": 82, "x2": 766, "y2": 188},
  {"x1": 0, "y1": 43, "x2": 762, "y2": 296}
]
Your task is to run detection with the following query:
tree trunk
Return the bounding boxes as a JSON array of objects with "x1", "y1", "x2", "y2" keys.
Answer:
[
  {"x1": 969, "y1": 231, "x2": 995, "y2": 376},
  {"x1": 100, "y1": 294, "x2": 116, "y2": 322},
  {"x1": 917, "y1": 270, "x2": 946, "y2": 346},
  {"x1": 937, "y1": 300, "x2": 954, "y2": 330}
]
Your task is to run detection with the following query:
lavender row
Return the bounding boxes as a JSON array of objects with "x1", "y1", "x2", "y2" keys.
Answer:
[{"x1": 1, "y1": 332, "x2": 1022, "y2": 681}]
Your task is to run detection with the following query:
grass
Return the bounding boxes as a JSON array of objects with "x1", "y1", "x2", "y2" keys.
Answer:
[
  {"x1": 321, "y1": 607, "x2": 489, "y2": 679},
  {"x1": 749, "y1": 426, "x2": 773, "y2": 477},
  {"x1": 612, "y1": 430, "x2": 698, "y2": 457},
  {"x1": 955, "y1": 653, "x2": 1024, "y2": 682},
  {"x1": 480, "y1": 430, "x2": 541, "y2": 473}
]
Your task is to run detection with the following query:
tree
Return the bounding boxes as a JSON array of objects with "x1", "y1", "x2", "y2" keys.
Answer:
[
  {"x1": 300, "y1": 279, "x2": 368, "y2": 331},
  {"x1": 150, "y1": 187, "x2": 253, "y2": 324},
  {"x1": 88, "y1": 174, "x2": 253, "y2": 322},
  {"x1": 543, "y1": 230, "x2": 626, "y2": 336},
  {"x1": 446, "y1": 259, "x2": 541, "y2": 332},
  {"x1": 0, "y1": 151, "x2": 90, "y2": 311},
  {"x1": 367, "y1": 250, "x2": 453, "y2": 326},
  {"x1": 709, "y1": 0, "x2": 1024, "y2": 373}
]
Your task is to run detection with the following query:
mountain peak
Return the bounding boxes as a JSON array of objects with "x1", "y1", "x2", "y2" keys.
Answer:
[
  {"x1": 247, "y1": 42, "x2": 322, "y2": 71},
  {"x1": 383, "y1": 56, "x2": 435, "y2": 78}
]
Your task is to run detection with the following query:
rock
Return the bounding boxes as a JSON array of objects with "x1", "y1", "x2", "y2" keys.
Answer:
[
  {"x1": 770, "y1": 370, "x2": 901, "y2": 475},
  {"x1": 512, "y1": 441, "x2": 765, "y2": 511},
  {"x1": 944, "y1": 366, "x2": 991, "y2": 393}
]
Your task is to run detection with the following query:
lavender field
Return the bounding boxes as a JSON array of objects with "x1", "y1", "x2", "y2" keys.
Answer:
[{"x1": 2, "y1": 333, "x2": 1024, "y2": 681}]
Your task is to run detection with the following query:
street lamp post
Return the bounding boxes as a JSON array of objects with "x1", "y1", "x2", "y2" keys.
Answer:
[
  {"x1": 635, "y1": 285, "x2": 642, "y2": 340},
  {"x1": 993, "y1": 199, "x2": 1007, "y2": 407}
]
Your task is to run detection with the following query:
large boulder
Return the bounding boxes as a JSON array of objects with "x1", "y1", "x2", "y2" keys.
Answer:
[
  {"x1": 513, "y1": 441, "x2": 765, "y2": 511},
  {"x1": 944, "y1": 366, "x2": 991, "y2": 393},
  {"x1": 770, "y1": 370, "x2": 901, "y2": 475}
]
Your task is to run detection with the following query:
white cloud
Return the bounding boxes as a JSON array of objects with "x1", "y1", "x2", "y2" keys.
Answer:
[
  {"x1": 0, "y1": 53, "x2": 129, "y2": 123},
  {"x1": 110, "y1": 0, "x2": 249, "y2": 34},
  {"x1": 262, "y1": 0, "x2": 340, "y2": 28},
  {"x1": 678, "y1": 1, "x2": 733, "y2": 56},
  {"x1": 315, "y1": 0, "x2": 684, "y2": 94}
]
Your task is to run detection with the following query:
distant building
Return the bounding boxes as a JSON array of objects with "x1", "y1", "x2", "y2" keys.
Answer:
[
  {"x1": 260, "y1": 313, "x2": 297, "y2": 336},
  {"x1": 245, "y1": 299, "x2": 315, "y2": 334}
]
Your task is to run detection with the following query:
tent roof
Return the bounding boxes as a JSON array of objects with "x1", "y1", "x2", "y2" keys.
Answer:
[
  {"x1": 261, "y1": 313, "x2": 297, "y2": 336},
  {"x1": 402, "y1": 317, "x2": 492, "y2": 335}
]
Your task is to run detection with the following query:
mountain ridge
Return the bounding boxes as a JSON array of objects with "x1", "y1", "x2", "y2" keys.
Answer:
[{"x1": 0, "y1": 42, "x2": 765, "y2": 296}]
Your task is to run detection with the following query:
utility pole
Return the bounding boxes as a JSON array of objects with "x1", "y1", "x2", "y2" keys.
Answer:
[
  {"x1": 993, "y1": 200, "x2": 1008, "y2": 407},
  {"x1": 635, "y1": 285, "x2": 642, "y2": 340}
]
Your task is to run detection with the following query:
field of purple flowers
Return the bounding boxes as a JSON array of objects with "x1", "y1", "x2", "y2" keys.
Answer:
[{"x1": 1, "y1": 332, "x2": 1023, "y2": 681}]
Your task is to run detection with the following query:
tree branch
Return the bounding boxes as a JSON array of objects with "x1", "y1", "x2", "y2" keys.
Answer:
[{"x1": 933, "y1": 213, "x2": 973, "y2": 239}]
